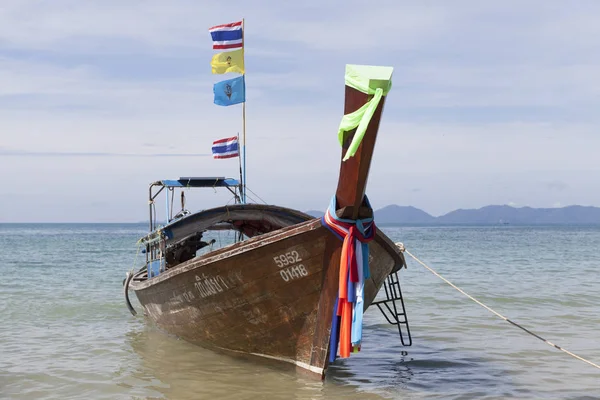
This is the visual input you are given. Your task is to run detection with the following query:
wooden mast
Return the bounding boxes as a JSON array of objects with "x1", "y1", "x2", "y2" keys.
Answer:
[{"x1": 334, "y1": 65, "x2": 393, "y2": 219}]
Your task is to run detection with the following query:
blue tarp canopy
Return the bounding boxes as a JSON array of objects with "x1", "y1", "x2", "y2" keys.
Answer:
[{"x1": 158, "y1": 177, "x2": 240, "y2": 188}]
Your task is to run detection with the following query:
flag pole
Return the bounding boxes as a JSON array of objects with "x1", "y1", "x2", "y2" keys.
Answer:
[
  {"x1": 241, "y1": 18, "x2": 247, "y2": 204},
  {"x1": 242, "y1": 102, "x2": 247, "y2": 203},
  {"x1": 237, "y1": 133, "x2": 244, "y2": 204}
]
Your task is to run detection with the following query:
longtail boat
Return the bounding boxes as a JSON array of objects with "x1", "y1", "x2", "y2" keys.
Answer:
[{"x1": 124, "y1": 64, "x2": 411, "y2": 379}]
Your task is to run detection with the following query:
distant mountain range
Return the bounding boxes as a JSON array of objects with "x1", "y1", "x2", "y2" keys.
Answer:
[{"x1": 305, "y1": 205, "x2": 600, "y2": 225}]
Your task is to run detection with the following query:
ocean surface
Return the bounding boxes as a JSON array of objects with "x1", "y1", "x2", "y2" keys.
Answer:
[{"x1": 1, "y1": 223, "x2": 599, "y2": 399}]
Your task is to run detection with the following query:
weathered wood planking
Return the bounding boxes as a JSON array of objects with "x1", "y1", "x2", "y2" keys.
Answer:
[{"x1": 132, "y1": 219, "x2": 403, "y2": 377}]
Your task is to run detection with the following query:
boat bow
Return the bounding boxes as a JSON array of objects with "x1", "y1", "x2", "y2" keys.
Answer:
[{"x1": 316, "y1": 64, "x2": 396, "y2": 365}]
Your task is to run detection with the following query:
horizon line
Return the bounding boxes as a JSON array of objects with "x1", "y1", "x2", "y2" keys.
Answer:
[{"x1": 3, "y1": 203, "x2": 600, "y2": 224}]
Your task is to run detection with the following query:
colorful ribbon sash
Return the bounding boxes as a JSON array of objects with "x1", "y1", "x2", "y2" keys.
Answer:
[{"x1": 322, "y1": 195, "x2": 376, "y2": 362}]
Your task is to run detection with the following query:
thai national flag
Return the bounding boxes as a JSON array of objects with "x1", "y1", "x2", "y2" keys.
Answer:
[
  {"x1": 208, "y1": 21, "x2": 243, "y2": 50},
  {"x1": 212, "y1": 136, "x2": 239, "y2": 159}
]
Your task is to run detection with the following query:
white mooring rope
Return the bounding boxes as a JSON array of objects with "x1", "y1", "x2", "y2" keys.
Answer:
[{"x1": 395, "y1": 243, "x2": 600, "y2": 371}]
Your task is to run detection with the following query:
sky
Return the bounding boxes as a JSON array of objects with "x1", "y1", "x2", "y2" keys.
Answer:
[{"x1": 1, "y1": 0, "x2": 600, "y2": 222}]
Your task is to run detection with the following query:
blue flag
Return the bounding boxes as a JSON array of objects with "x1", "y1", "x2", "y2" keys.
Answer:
[{"x1": 213, "y1": 76, "x2": 245, "y2": 106}]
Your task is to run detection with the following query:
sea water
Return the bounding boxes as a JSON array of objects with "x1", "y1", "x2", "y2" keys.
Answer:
[{"x1": 1, "y1": 224, "x2": 599, "y2": 399}]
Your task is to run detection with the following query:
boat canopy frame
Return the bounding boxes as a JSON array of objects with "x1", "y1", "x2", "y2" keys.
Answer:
[{"x1": 148, "y1": 177, "x2": 242, "y2": 232}]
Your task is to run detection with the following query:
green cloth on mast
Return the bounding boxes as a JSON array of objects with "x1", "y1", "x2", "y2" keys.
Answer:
[{"x1": 337, "y1": 65, "x2": 393, "y2": 161}]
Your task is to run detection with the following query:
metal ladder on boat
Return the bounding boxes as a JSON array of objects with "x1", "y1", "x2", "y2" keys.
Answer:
[{"x1": 372, "y1": 270, "x2": 412, "y2": 346}]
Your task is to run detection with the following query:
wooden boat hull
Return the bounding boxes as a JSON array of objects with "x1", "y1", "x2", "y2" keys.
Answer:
[{"x1": 131, "y1": 218, "x2": 404, "y2": 378}]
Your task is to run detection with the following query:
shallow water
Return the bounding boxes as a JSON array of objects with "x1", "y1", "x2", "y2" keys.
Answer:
[{"x1": 1, "y1": 223, "x2": 599, "y2": 399}]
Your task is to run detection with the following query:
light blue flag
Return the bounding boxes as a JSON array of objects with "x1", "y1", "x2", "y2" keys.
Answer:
[{"x1": 213, "y1": 75, "x2": 245, "y2": 106}]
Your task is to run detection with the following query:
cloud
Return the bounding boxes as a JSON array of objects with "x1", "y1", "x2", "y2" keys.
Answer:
[
  {"x1": 546, "y1": 180, "x2": 569, "y2": 191},
  {"x1": 0, "y1": 1, "x2": 448, "y2": 53},
  {"x1": 2, "y1": 1, "x2": 600, "y2": 221},
  {"x1": 0, "y1": 148, "x2": 210, "y2": 157}
]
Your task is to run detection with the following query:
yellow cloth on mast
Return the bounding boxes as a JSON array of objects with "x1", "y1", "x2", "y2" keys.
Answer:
[{"x1": 211, "y1": 49, "x2": 245, "y2": 74}]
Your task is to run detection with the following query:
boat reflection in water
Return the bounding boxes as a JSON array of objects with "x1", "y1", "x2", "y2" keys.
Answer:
[{"x1": 124, "y1": 327, "x2": 382, "y2": 400}]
